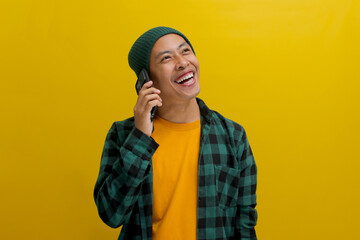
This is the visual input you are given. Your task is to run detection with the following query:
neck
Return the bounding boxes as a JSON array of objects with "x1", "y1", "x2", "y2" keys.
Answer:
[{"x1": 156, "y1": 98, "x2": 200, "y2": 123}]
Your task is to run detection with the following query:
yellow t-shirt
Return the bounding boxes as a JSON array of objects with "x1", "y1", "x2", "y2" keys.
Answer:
[{"x1": 151, "y1": 115, "x2": 201, "y2": 240}]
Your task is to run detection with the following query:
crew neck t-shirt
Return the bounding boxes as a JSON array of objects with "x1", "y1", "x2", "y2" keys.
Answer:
[{"x1": 151, "y1": 115, "x2": 201, "y2": 240}]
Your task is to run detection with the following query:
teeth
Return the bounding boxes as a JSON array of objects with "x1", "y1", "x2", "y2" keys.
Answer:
[{"x1": 176, "y1": 72, "x2": 194, "y2": 83}]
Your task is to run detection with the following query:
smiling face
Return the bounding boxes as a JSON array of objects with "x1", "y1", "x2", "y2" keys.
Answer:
[{"x1": 149, "y1": 34, "x2": 200, "y2": 105}]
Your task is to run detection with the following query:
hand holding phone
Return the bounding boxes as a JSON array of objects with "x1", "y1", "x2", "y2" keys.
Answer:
[
  {"x1": 136, "y1": 69, "x2": 158, "y2": 120},
  {"x1": 133, "y1": 69, "x2": 162, "y2": 137}
]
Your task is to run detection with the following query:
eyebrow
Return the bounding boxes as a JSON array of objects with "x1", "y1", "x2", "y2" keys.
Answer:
[{"x1": 155, "y1": 42, "x2": 188, "y2": 59}]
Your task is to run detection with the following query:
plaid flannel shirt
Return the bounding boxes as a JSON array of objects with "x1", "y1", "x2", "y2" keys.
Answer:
[{"x1": 94, "y1": 98, "x2": 257, "y2": 240}]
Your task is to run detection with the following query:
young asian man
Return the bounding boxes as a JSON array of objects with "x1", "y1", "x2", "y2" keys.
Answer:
[{"x1": 94, "y1": 26, "x2": 258, "y2": 240}]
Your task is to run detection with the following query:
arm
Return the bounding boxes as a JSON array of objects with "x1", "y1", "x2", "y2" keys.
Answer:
[
  {"x1": 235, "y1": 128, "x2": 258, "y2": 239},
  {"x1": 93, "y1": 122, "x2": 158, "y2": 228},
  {"x1": 94, "y1": 80, "x2": 162, "y2": 228}
]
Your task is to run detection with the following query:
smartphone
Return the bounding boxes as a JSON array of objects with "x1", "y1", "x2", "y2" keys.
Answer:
[{"x1": 135, "y1": 68, "x2": 158, "y2": 121}]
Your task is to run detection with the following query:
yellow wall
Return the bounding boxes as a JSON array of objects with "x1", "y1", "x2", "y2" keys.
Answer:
[{"x1": 1, "y1": 0, "x2": 359, "y2": 239}]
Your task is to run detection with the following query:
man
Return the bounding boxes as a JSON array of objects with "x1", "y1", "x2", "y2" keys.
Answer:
[{"x1": 94, "y1": 26, "x2": 257, "y2": 240}]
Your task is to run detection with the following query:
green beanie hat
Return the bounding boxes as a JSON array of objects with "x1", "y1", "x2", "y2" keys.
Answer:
[{"x1": 128, "y1": 26, "x2": 195, "y2": 77}]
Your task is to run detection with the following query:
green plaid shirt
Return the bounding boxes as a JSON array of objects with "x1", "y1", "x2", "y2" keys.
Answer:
[{"x1": 94, "y1": 98, "x2": 257, "y2": 240}]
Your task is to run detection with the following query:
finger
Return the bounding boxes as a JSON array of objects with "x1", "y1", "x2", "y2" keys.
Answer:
[
  {"x1": 139, "y1": 93, "x2": 162, "y2": 108},
  {"x1": 141, "y1": 81, "x2": 154, "y2": 91},
  {"x1": 143, "y1": 93, "x2": 162, "y2": 103},
  {"x1": 138, "y1": 87, "x2": 161, "y2": 106},
  {"x1": 145, "y1": 99, "x2": 162, "y2": 113},
  {"x1": 137, "y1": 87, "x2": 160, "y2": 105},
  {"x1": 137, "y1": 81, "x2": 154, "y2": 101},
  {"x1": 140, "y1": 86, "x2": 161, "y2": 97}
]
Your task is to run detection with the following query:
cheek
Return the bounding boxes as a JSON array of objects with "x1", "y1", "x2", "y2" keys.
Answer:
[
  {"x1": 191, "y1": 56, "x2": 200, "y2": 70},
  {"x1": 152, "y1": 69, "x2": 171, "y2": 89},
  {"x1": 159, "y1": 67, "x2": 174, "y2": 82}
]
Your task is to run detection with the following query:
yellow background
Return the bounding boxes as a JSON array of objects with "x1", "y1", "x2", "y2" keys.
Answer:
[{"x1": 1, "y1": 0, "x2": 359, "y2": 239}]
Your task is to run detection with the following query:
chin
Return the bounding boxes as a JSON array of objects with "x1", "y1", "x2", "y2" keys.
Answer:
[{"x1": 183, "y1": 87, "x2": 200, "y2": 100}]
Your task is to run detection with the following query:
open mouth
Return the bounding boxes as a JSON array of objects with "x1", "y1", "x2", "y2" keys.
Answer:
[{"x1": 175, "y1": 72, "x2": 194, "y2": 85}]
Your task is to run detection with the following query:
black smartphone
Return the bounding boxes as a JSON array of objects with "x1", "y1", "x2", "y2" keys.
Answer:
[{"x1": 135, "y1": 68, "x2": 158, "y2": 121}]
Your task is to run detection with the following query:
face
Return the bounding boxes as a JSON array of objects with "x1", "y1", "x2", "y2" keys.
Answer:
[{"x1": 149, "y1": 34, "x2": 200, "y2": 104}]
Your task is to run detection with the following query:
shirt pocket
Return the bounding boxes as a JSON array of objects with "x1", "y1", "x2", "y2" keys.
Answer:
[{"x1": 214, "y1": 165, "x2": 240, "y2": 209}]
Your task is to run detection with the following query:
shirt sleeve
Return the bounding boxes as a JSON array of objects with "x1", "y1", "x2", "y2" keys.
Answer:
[
  {"x1": 235, "y1": 127, "x2": 258, "y2": 239},
  {"x1": 93, "y1": 122, "x2": 159, "y2": 228}
]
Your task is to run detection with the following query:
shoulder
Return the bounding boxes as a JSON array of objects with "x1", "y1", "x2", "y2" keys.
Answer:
[
  {"x1": 112, "y1": 117, "x2": 135, "y2": 131},
  {"x1": 197, "y1": 98, "x2": 247, "y2": 146},
  {"x1": 106, "y1": 117, "x2": 135, "y2": 143},
  {"x1": 210, "y1": 110, "x2": 247, "y2": 145},
  {"x1": 211, "y1": 110, "x2": 244, "y2": 132}
]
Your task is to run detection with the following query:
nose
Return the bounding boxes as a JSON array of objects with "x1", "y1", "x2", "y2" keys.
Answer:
[{"x1": 175, "y1": 55, "x2": 189, "y2": 70}]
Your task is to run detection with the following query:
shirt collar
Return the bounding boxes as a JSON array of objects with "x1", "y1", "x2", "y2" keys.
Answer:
[{"x1": 196, "y1": 98, "x2": 213, "y2": 124}]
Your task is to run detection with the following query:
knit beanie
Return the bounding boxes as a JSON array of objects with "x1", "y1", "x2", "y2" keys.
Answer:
[{"x1": 128, "y1": 26, "x2": 195, "y2": 77}]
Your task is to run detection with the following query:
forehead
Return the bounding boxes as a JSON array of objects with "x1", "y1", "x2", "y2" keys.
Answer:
[{"x1": 151, "y1": 34, "x2": 187, "y2": 53}]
